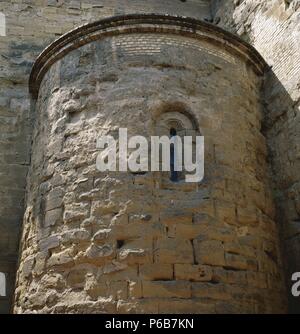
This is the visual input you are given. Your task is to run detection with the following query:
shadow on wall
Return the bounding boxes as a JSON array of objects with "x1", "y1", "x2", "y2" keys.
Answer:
[
  {"x1": 211, "y1": 0, "x2": 300, "y2": 314},
  {"x1": 0, "y1": 37, "x2": 42, "y2": 316},
  {"x1": 263, "y1": 69, "x2": 300, "y2": 315}
]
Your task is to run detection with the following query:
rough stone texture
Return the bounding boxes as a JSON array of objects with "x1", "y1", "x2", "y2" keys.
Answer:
[
  {"x1": 0, "y1": 0, "x2": 298, "y2": 314},
  {"x1": 13, "y1": 19, "x2": 287, "y2": 313},
  {"x1": 212, "y1": 0, "x2": 300, "y2": 314}
]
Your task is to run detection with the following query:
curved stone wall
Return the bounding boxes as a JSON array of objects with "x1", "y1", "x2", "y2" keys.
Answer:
[
  {"x1": 0, "y1": 0, "x2": 212, "y2": 315},
  {"x1": 14, "y1": 15, "x2": 287, "y2": 314},
  {"x1": 212, "y1": 0, "x2": 300, "y2": 313}
]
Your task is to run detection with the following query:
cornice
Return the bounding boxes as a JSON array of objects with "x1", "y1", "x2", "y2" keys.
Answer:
[{"x1": 29, "y1": 14, "x2": 268, "y2": 99}]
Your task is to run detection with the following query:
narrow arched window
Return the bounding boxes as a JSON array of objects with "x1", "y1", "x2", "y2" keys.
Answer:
[
  {"x1": 154, "y1": 109, "x2": 199, "y2": 185},
  {"x1": 170, "y1": 128, "x2": 179, "y2": 182},
  {"x1": 0, "y1": 272, "x2": 6, "y2": 297}
]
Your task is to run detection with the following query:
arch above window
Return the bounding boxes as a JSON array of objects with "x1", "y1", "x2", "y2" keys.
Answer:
[
  {"x1": 155, "y1": 111, "x2": 196, "y2": 137},
  {"x1": 0, "y1": 272, "x2": 6, "y2": 297}
]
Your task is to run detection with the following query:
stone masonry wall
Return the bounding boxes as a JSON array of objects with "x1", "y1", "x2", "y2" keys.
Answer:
[
  {"x1": 14, "y1": 22, "x2": 286, "y2": 313},
  {"x1": 0, "y1": 0, "x2": 211, "y2": 313},
  {"x1": 1, "y1": 0, "x2": 298, "y2": 314},
  {"x1": 212, "y1": 0, "x2": 300, "y2": 313}
]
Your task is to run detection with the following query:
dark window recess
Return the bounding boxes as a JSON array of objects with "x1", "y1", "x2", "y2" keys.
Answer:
[
  {"x1": 170, "y1": 128, "x2": 179, "y2": 182},
  {"x1": 117, "y1": 240, "x2": 125, "y2": 249}
]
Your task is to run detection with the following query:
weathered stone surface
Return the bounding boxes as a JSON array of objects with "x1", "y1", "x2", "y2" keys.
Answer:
[
  {"x1": 225, "y1": 253, "x2": 251, "y2": 271},
  {"x1": 213, "y1": 0, "x2": 300, "y2": 313},
  {"x1": 38, "y1": 235, "x2": 60, "y2": 252},
  {"x1": 157, "y1": 299, "x2": 216, "y2": 314},
  {"x1": 194, "y1": 240, "x2": 226, "y2": 267},
  {"x1": 139, "y1": 264, "x2": 173, "y2": 281},
  {"x1": 212, "y1": 267, "x2": 248, "y2": 285},
  {"x1": 191, "y1": 283, "x2": 231, "y2": 301},
  {"x1": 63, "y1": 203, "x2": 89, "y2": 223},
  {"x1": 154, "y1": 238, "x2": 194, "y2": 264},
  {"x1": 47, "y1": 249, "x2": 74, "y2": 267},
  {"x1": 44, "y1": 208, "x2": 63, "y2": 227},
  {"x1": 174, "y1": 264, "x2": 213, "y2": 282},
  {"x1": 61, "y1": 229, "x2": 90, "y2": 243},
  {"x1": 14, "y1": 19, "x2": 287, "y2": 312},
  {"x1": 22, "y1": 256, "x2": 35, "y2": 278},
  {"x1": 1, "y1": 0, "x2": 292, "y2": 315},
  {"x1": 85, "y1": 243, "x2": 115, "y2": 260},
  {"x1": 45, "y1": 188, "x2": 64, "y2": 211},
  {"x1": 143, "y1": 281, "x2": 191, "y2": 299}
]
